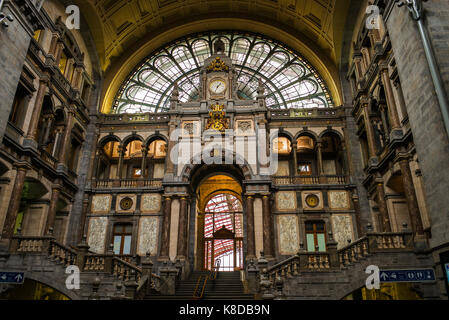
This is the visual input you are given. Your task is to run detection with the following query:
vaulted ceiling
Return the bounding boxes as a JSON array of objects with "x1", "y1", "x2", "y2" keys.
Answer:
[
  {"x1": 70, "y1": 0, "x2": 352, "y2": 112},
  {"x1": 76, "y1": 0, "x2": 350, "y2": 72}
]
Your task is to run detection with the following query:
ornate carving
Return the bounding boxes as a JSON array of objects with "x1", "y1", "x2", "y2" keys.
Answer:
[
  {"x1": 87, "y1": 217, "x2": 108, "y2": 254},
  {"x1": 137, "y1": 216, "x2": 159, "y2": 256},
  {"x1": 276, "y1": 191, "x2": 297, "y2": 211},
  {"x1": 119, "y1": 197, "x2": 133, "y2": 210},
  {"x1": 278, "y1": 215, "x2": 299, "y2": 254},
  {"x1": 91, "y1": 195, "x2": 111, "y2": 213},
  {"x1": 205, "y1": 104, "x2": 229, "y2": 132},
  {"x1": 207, "y1": 57, "x2": 229, "y2": 72},
  {"x1": 331, "y1": 215, "x2": 354, "y2": 249},
  {"x1": 328, "y1": 191, "x2": 349, "y2": 209},
  {"x1": 141, "y1": 194, "x2": 162, "y2": 213}
]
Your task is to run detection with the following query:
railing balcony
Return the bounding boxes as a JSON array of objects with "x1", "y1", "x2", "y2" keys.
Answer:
[
  {"x1": 92, "y1": 178, "x2": 163, "y2": 189},
  {"x1": 273, "y1": 175, "x2": 347, "y2": 185}
]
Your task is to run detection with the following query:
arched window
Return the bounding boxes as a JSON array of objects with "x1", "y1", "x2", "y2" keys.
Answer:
[{"x1": 112, "y1": 31, "x2": 334, "y2": 114}]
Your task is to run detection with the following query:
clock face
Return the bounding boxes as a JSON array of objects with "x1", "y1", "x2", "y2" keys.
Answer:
[
  {"x1": 305, "y1": 194, "x2": 319, "y2": 208},
  {"x1": 209, "y1": 79, "x2": 226, "y2": 95}
]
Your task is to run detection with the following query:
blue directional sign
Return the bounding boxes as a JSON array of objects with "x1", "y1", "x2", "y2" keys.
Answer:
[
  {"x1": 379, "y1": 269, "x2": 435, "y2": 283},
  {"x1": 0, "y1": 272, "x2": 25, "y2": 284}
]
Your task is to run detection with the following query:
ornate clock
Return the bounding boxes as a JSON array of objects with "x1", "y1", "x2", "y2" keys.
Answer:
[
  {"x1": 305, "y1": 194, "x2": 319, "y2": 208},
  {"x1": 120, "y1": 197, "x2": 134, "y2": 210},
  {"x1": 209, "y1": 78, "x2": 227, "y2": 95}
]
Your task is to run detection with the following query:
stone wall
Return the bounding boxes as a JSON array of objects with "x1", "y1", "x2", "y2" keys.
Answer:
[{"x1": 384, "y1": 1, "x2": 449, "y2": 250}]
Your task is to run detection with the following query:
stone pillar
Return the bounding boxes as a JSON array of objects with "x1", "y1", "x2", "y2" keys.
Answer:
[
  {"x1": 379, "y1": 103, "x2": 390, "y2": 135},
  {"x1": 246, "y1": 194, "x2": 256, "y2": 260},
  {"x1": 165, "y1": 121, "x2": 177, "y2": 175},
  {"x1": 292, "y1": 142, "x2": 298, "y2": 176},
  {"x1": 380, "y1": 64, "x2": 401, "y2": 132},
  {"x1": 44, "y1": 185, "x2": 61, "y2": 235},
  {"x1": 362, "y1": 101, "x2": 377, "y2": 158},
  {"x1": 140, "y1": 146, "x2": 147, "y2": 179},
  {"x1": 316, "y1": 140, "x2": 324, "y2": 175},
  {"x1": 48, "y1": 33, "x2": 60, "y2": 59},
  {"x1": 77, "y1": 198, "x2": 90, "y2": 243},
  {"x1": 376, "y1": 182, "x2": 391, "y2": 232},
  {"x1": 1, "y1": 164, "x2": 29, "y2": 239},
  {"x1": 25, "y1": 78, "x2": 48, "y2": 142},
  {"x1": 116, "y1": 145, "x2": 125, "y2": 179},
  {"x1": 57, "y1": 110, "x2": 74, "y2": 167},
  {"x1": 399, "y1": 158, "x2": 424, "y2": 235},
  {"x1": 262, "y1": 194, "x2": 274, "y2": 258},
  {"x1": 41, "y1": 115, "x2": 54, "y2": 147},
  {"x1": 159, "y1": 196, "x2": 172, "y2": 260},
  {"x1": 176, "y1": 197, "x2": 189, "y2": 259},
  {"x1": 393, "y1": 80, "x2": 408, "y2": 119},
  {"x1": 352, "y1": 192, "x2": 364, "y2": 237}
]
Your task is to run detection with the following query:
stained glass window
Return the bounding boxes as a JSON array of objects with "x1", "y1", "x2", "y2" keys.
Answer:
[{"x1": 113, "y1": 31, "x2": 334, "y2": 114}]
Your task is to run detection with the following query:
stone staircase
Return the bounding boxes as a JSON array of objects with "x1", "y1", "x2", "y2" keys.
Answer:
[{"x1": 145, "y1": 271, "x2": 254, "y2": 300}]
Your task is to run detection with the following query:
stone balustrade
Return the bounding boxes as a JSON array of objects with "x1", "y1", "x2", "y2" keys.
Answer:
[
  {"x1": 266, "y1": 232, "x2": 415, "y2": 285},
  {"x1": 273, "y1": 175, "x2": 347, "y2": 185},
  {"x1": 92, "y1": 178, "x2": 163, "y2": 189}
]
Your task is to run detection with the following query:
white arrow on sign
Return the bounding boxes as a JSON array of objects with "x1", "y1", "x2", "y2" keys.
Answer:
[
  {"x1": 15, "y1": 274, "x2": 23, "y2": 282},
  {"x1": 380, "y1": 272, "x2": 389, "y2": 280}
]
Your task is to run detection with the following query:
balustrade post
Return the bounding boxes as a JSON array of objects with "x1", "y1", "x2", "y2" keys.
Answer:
[
  {"x1": 104, "y1": 244, "x2": 114, "y2": 274},
  {"x1": 326, "y1": 233, "x2": 339, "y2": 269},
  {"x1": 76, "y1": 235, "x2": 90, "y2": 271}
]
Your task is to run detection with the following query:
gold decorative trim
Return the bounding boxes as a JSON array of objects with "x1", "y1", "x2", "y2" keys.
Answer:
[{"x1": 207, "y1": 57, "x2": 229, "y2": 72}]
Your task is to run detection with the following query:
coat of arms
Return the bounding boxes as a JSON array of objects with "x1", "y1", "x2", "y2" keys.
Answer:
[{"x1": 205, "y1": 104, "x2": 229, "y2": 132}]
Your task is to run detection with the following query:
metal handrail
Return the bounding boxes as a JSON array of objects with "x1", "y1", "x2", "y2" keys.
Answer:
[{"x1": 193, "y1": 259, "x2": 221, "y2": 299}]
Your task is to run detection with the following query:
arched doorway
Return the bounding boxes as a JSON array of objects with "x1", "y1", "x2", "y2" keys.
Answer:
[
  {"x1": 195, "y1": 174, "x2": 244, "y2": 272},
  {"x1": 203, "y1": 193, "x2": 243, "y2": 271}
]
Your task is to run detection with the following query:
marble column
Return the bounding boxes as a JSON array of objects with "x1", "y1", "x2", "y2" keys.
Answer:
[
  {"x1": 292, "y1": 142, "x2": 298, "y2": 176},
  {"x1": 44, "y1": 185, "x2": 61, "y2": 235},
  {"x1": 1, "y1": 165, "x2": 28, "y2": 239},
  {"x1": 176, "y1": 197, "x2": 189, "y2": 259},
  {"x1": 165, "y1": 121, "x2": 177, "y2": 175},
  {"x1": 159, "y1": 196, "x2": 172, "y2": 260},
  {"x1": 26, "y1": 78, "x2": 48, "y2": 141},
  {"x1": 316, "y1": 140, "x2": 324, "y2": 175},
  {"x1": 399, "y1": 159, "x2": 424, "y2": 235},
  {"x1": 376, "y1": 182, "x2": 391, "y2": 232},
  {"x1": 245, "y1": 195, "x2": 256, "y2": 259},
  {"x1": 140, "y1": 146, "x2": 148, "y2": 178},
  {"x1": 262, "y1": 194, "x2": 274, "y2": 258},
  {"x1": 380, "y1": 65, "x2": 401, "y2": 130},
  {"x1": 116, "y1": 145, "x2": 125, "y2": 179},
  {"x1": 57, "y1": 110, "x2": 74, "y2": 166}
]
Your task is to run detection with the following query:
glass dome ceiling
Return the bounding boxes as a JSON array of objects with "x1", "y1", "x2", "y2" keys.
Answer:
[{"x1": 112, "y1": 31, "x2": 334, "y2": 114}]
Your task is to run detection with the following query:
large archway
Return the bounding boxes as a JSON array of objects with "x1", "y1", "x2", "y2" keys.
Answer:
[{"x1": 194, "y1": 172, "x2": 245, "y2": 271}]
